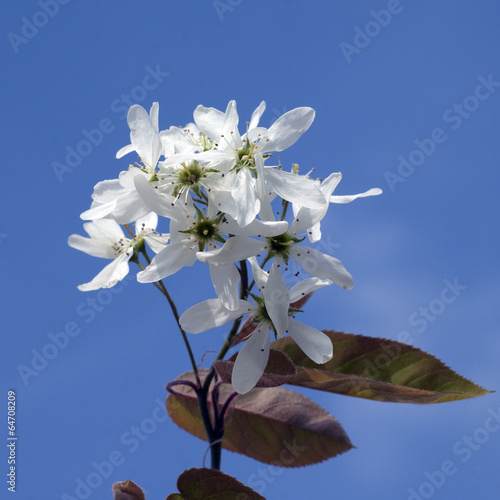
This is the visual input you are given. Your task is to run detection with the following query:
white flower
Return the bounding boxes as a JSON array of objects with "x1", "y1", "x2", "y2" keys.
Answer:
[
  {"x1": 199, "y1": 171, "x2": 354, "y2": 290},
  {"x1": 160, "y1": 122, "x2": 215, "y2": 156},
  {"x1": 68, "y1": 213, "x2": 168, "y2": 291},
  {"x1": 179, "y1": 258, "x2": 333, "y2": 394},
  {"x1": 161, "y1": 101, "x2": 325, "y2": 227},
  {"x1": 81, "y1": 103, "x2": 166, "y2": 224},
  {"x1": 116, "y1": 103, "x2": 162, "y2": 173},
  {"x1": 80, "y1": 168, "x2": 151, "y2": 224},
  {"x1": 137, "y1": 205, "x2": 288, "y2": 310},
  {"x1": 136, "y1": 158, "x2": 240, "y2": 221}
]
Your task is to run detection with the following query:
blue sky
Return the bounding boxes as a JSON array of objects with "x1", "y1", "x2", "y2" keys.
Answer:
[{"x1": 2, "y1": 1, "x2": 500, "y2": 499}]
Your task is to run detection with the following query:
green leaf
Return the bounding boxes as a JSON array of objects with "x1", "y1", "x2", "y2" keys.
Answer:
[
  {"x1": 271, "y1": 330, "x2": 492, "y2": 403},
  {"x1": 167, "y1": 468, "x2": 266, "y2": 500},
  {"x1": 166, "y1": 370, "x2": 353, "y2": 467}
]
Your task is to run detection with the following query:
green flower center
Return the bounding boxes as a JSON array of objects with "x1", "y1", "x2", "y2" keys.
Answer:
[
  {"x1": 264, "y1": 232, "x2": 303, "y2": 264},
  {"x1": 176, "y1": 162, "x2": 203, "y2": 185},
  {"x1": 233, "y1": 141, "x2": 257, "y2": 174},
  {"x1": 251, "y1": 294, "x2": 273, "y2": 325},
  {"x1": 180, "y1": 206, "x2": 226, "y2": 251}
]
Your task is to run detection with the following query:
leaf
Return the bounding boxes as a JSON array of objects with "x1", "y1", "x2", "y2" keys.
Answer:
[
  {"x1": 214, "y1": 348, "x2": 297, "y2": 388},
  {"x1": 167, "y1": 468, "x2": 266, "y2": 500},
  {"x1": 271, "y1": 330, "x2": 491, "y2": 404},
  {"x1": 166, "y1": 370, "x2": 353, "y2": 467},
  {"x1": 112, "y1": 480, "x2": 145, "y2": 500}
]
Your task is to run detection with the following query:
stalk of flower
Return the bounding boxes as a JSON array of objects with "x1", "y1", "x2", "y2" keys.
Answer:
[{"x1": 68, "y1": 99, "x2": 395, "y2": 480}]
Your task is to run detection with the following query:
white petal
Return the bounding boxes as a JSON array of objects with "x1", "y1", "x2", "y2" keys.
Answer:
[
  {"x1": 289, "y1": 207, "x2": 323, "y2": 236},
  {"x1": 265, "y1": 169, "x2": 325, "y2": 209},
  {"x1": 197, "y1": 237, "x2": 267, "y2": 266},
  {"x1": 260, "y1": 107, "x2": 315, "y2": 153},
  {"x1": 179, "y1": 299, "x2": 254, "y2": 334},
  {"x1": 161, "y1": 149, "x2": 234, "y2": 167},
  {"x1": 262, "y1": 261, "x2": 290, "y2": 338},
  {"x1": 287, "y1": 319, "x2": 333, "y2": 364},
  {"x1": 320, "y1": 172, "x2": 343, "y2": 197},
  {"x1": 248, "y1": 256, "x2": 268, "y2": 290},
  {"x1": 91, "y1": 179, "x2": 123, "y2": 204},
  {"x1": 111, "y1": 190, "x2": 150, "y2": 225},
  {"x1": 232, "y1": 324, "x2": 270, "y2": 394},
  {"x1": 127, "y1": 104, "x2": 162, "y2": 169},
  {"x1": 77, "y1": 251, "x2": 132, "y2": 291},
  {"x1": 307, "y1": 222, "x2": 322, "y2": 243},
  {"x1": 210, "y1": 263, "x2": 241, "y2": 311},
  {"x1": 135, "y1": 212, "x2": 158, "y2": 233},
  {"x1": 134, "y1": 174, "x2": 190, "y2": 222},
  {"x1": 80, "y1": 200, "x2": 116, "y2": 220},
  {"x1": 69, "y1": 219, "x2": 125, "y2": 258},
  {"x1": 193, "y1": 104, "x2": 226, "y2": 141},
  {"x1": 233, "y1": 169, "x2": 260, "y2": 227},
  {"x1": 330, "y1": 187, "x2": 383, "y2": 203},
  {"x1": 160, "y1": 126, "x2": 192, "y2": 156},
  {"x1": 84, "y1": 219, "x2": 125, "y2": 246},
  {"x1": 292, "y1": 246, "x2": 353, "y2": 289},
  {"x1": 249, "y1": 101, "x2": 266, "y2": 130},
  {"x1": 149, "y1": 102, "x2": 160, "y2": 133},
  {"x1": 118, "y1": 168, "x2": 144, "y2": 190},
  {"x1": 68, "y1": 234, "x2": 114, "y2": 259},
  {"x1": 246, "y1": 126, "x2": 268, "y2": 143},
  {"x1": 137, "y1": 242, "x2": 196, "y2": 282},
  {"x1": 206, "y1": 182, "x2": 238, "y2": 219},
  {"x1": 290, "y1": 172, "x2": 342, "y2": 238},
  {"x1": 289, "y1": 277, "x2": 333, "y2": 303},
  {"x1": 116, "y1": 143, "x2": 135, "y2": 159},
  {"x1": 220, "y1": 217, "x2": 287, "y2": 238},
  {"x1": 254, "y1": 153, "x2": 275, "y2": 222},
  {"x1": 221, "y1": 100, "x2": 240, "y2": 140},
  {"x1": 144, "y1": 232, "x2": 170, "y2": 254}
]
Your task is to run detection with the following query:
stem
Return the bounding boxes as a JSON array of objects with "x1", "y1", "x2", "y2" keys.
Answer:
[
  {"x1": 137, "y1": 250, "x2": 199, "y2": 381},
  {"x1": 139, "y1": 247, "x2": 227, "y2": 468},
  {"x1": 194, "y1": 259, "x2": 251, "y2": 469},
  {"x1": 280, "y1": 199, "x2": 290, "y2": 221}
]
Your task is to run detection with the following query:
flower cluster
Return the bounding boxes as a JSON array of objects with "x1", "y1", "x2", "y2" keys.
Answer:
[{"x1": 69, "y1": 100, "x2": 381, "y2": 393}]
